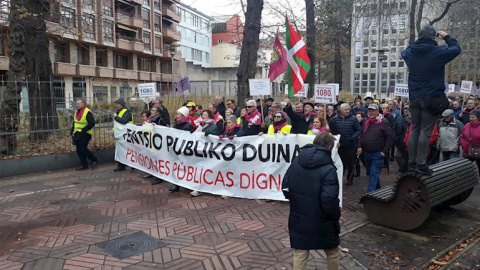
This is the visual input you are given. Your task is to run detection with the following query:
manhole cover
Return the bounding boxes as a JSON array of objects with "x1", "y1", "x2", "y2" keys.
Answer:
[{"x1": 96, "y1": 232, "x2": 167, "y2": 259}]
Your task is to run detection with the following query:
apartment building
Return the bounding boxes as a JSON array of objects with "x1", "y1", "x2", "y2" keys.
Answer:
[
  {"x1": 177, "y1": 2, "x2": 212, "y2": 68},
  {"x1": 0, "y1": 0, "x2": 181, "y2": 109}
]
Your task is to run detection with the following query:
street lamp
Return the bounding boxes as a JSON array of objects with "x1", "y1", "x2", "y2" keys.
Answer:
[
  {"x1": 169, "y1": 44, "x2": 176, "y2": 92},
  {"x1": 373, "y1": 48, "x2": 389, "y2": 99}
]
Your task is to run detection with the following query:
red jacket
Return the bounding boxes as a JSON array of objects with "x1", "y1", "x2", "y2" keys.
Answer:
[
  {"x1": 404, "y1": 122, "x2": 438, "y2": 153},
  {"x1": 460, "y1": 122, "x2": 480, "y2": 157}
]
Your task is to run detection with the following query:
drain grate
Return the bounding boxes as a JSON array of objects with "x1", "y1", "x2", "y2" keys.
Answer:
[{"x1": 96, "y1": 232, "x2": 167, "y2": 259}]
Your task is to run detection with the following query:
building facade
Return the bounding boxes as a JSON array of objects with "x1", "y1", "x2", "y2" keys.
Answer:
[
  {"x1": 0, "y1": 0, "x2": 181, "y2": 109},
  {"x1": 176, "y1": 3, "x2": 212, "y2": 68}
]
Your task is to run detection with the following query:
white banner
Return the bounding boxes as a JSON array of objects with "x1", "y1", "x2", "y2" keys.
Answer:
[
  {"x1": 327, "y1": 83, "x2": 340, "y2": 96},
  {"x1": 314, "y1": 84, "x2": 336, "y2": 104},
  {"x1": 394, "y1": 84, "x2": 409, "y2": 97},
  {"x1": 138, "y1": 83, "x2": 156, "y2": 98},
  {"x1": 460, "y1": 80, "x2": 473, "y2": 94},
  {"x1": 114, "y1": 123, "x2": 343, "y2": 204}
]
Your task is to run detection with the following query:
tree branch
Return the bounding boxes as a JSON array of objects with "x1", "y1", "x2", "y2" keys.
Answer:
[
  {"x1": 430, "y1": 0, "x2": 462, "y2": 25},
  {"x1": 416, "y1": 0, "x2": 426, "y2": 33}
]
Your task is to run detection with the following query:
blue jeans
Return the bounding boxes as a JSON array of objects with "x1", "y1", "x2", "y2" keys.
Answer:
[
  {"x1": 442, "y1": 151, "x2": 459, "y2": 161},
  {"x1": 364, "y1": 151, "x2": 384, "y2": 192}
]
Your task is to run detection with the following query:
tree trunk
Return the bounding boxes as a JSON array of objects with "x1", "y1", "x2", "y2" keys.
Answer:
[
  {"x1": 305, "y1": 0, "x2": 316, "y2": 96},
  {"x1": 333, "y1": 37, "x2": 342, "y2": 88},
  {"x1": 409, "y1": 0, "x2": 418, "y2": 43},
  {"x1": 236, "y1": 0, "x2": 263, "y2": 105},
  {"x1": 24, "y1": 0, "x2": 58, "y2": 139},
  {"x1": 0, "y1": 0, "x2": 25, "y2": 154}
]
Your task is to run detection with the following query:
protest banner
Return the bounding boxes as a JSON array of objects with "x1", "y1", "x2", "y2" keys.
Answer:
[
  {"x1": 460, "y1": 80, "x2": 473, "y2": 94},
  {"x1": 249, "y1": 79, "x2": 271, "y2": 96},
  {"x1": 114, "y1": 123, "x2": 343, "y2": 205},
  {"x1": 138, "y1": 83, "x2": 156, "y2": 98},
  {"x1": 314, "y1": 84, "x2": 336, "y2": 104},
  {"x1": 394, "y1": 84, "x2": 409, "y2": 97},
  {"x1": 294, "y1": 84, "x2": 308, "y2": 97}
]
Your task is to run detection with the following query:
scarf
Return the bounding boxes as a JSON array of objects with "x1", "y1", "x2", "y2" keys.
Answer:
[
  {"x1": 364, "y1": 115, "x2": 383, "y2": 133},
  {"x1": 245, "y1": 109, "x2": 261, "y2": 125},
  {"x1": 214, "y1": 112, "x2": 223, "y2": 123},
  {"x1": 273, "y1": 118, "x2": 288, "y2": 133},
  {"x1": 225, "y1": 124, "x2": 241, "y2": 135},
  {"x1": 177, "y1": 115, "x2": 191, "y2": 124},
  {"x1": 304, "y1": 111, "x2": 316, "y2": 120},
  {"x1": 462, "y1": 107, "x2": 476, "y2": 114},
  {"x1": 76, "y1": 107, "x2": 86, "y2": 121},
  {"x1": 199, "y1": 119, "x2": 214, "y2": 127},
  {"x1": 310, "y1": 127, "x2": 329, "y2": 135}
]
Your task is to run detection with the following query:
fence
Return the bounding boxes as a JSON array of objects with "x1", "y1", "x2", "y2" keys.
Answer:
[{"x1": 0, "y1": 79, "x2": 357, "y2": 159}]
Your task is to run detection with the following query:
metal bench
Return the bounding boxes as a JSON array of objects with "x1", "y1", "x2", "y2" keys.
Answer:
[{"x1": 360, "y1": 158, "x2": 479, "y2": 231}]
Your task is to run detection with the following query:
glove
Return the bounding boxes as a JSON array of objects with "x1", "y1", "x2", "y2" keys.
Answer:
[
  {"x1": 218, "y1": 135, "x2": 225, "y2": 140},
  {"x1": 228, "y1": 136, "x2": 234, "y2": 140}
]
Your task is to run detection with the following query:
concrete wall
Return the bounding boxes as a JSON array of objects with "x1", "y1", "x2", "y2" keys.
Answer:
[{"x1": 211, "y1": 44, "x2": 240, "y2": 68}]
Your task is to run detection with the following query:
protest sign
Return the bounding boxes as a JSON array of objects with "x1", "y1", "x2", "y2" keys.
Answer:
[
  {"x1": 249, "y1": 79, "x2": 271, "y2": 96},
  {"x1": 114, "y1": 123, "x2": 343, "y2": 205},
  {"x1": 327, "y1": 83, "x2": 340, "y2": 96},
  {"x1": 448, "y1": 84, "x2": 455, "y2": 93},
  {"x1": 293, "y1": 84, "x2": 308, "y2": 97},
  {"x1": 394, "y1": 84, "x2": 409, "y2": 97},
  {"x1": 138, "y1": 83, "x2": 156, "y2": 98},
  {"x1": 460, "y1": 80, "x2": 473, "y2": 94},
  {"x1": 314, "y1": 84, "x2": 336, "y2": 104}
]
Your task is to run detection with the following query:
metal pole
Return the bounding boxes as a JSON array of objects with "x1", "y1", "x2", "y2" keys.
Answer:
[{"x1": 171, "y1": 55, "x2": 174, "y2": 92}]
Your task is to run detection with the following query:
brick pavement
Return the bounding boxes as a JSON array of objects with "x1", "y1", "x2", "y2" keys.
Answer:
[{"x1": 0, "y1": 162, "x2": 386, "y2": 270}]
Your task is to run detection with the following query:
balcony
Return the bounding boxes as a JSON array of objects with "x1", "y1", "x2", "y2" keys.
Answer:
[
  {"x1": 162, "y1": 26, "x2": 181, "y2": 42},
  {"x1": 115, "y1": 12, "x2": 143, "y2": 29},
  {"x1": 162, "y1": 7, "x2": 180, "y2": 22},
  {"x1": 138, "y1": 71, "x2": 152, "y2": 81},
  {"x1": 116, "y1": 38, "x2": 144, "y2": 52},
  {"x1": 96, "y1": 67, "x2": 114, "y2": 78},
  {"x1": 54, "y1": 62, "x2": 76, "y2": 76},
  {"x1": 126, "y1": 0, "x2": 143, "y2": 5},
  {"x1": 151, "y1": 73, "x2": 161, "y2": 81},
  {"x1": 114, "y1": 69, "x2": 138, "y2": 80},
  {"x1": 77, "y1": 65, "x2": 96, "y2": 77},
  {"x1": 0, "y1": 56, "x2": 9, "y2": 71}
]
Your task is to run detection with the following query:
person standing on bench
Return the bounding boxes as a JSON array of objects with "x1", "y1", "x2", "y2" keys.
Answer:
[
  {"x1": 401, "y1": 25, "x2": 461, "y2": 175},
  {"x1": 357, "y1": 104, "x2": 394, "y2": 192}
]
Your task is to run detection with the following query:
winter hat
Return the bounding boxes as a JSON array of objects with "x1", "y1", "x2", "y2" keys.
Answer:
[
  {"x1": 442, "y1": 109, "x2": 454, "y2": 117},
  {"x1": 177, "y1": 106, "x2": 189, "y2": 117},
  {"x1": 418, "y1": 25, "x2": 437, "y2": 40},
  {"x1": 469, "y1": 109, "x2": 480, "y2": 119},
  {"x1": 114, "y1": 97, "x2": 125, "y2": 106},
  {"x1": 227, "y1": 115, "x2": 237, "y2": 123}
]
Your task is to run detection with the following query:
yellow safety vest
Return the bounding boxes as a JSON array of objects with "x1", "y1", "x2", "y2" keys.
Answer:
[
  {"x1": 267, "y1": 124, "x2": 292, "y2": 134},
  {"x1": 118, "y1": 108, "x2": 134, "y2": 124},
  {"x1": 74, "y1": 108, "x2": 93, "y2": 135}
]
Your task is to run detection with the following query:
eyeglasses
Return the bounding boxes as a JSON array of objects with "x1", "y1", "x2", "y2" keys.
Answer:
[
  {"x1": 274, "y1": 115, "x2": 282, "y2": 118},
  {"x1": 226, "y1": 103, "x2": 232, "y2": 106},
  {"x1": 247, "y1": 106, "x2": 254, "y2": 108}
]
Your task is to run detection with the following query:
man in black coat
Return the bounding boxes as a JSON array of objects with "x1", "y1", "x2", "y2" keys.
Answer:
[
  {"x1": 393, "y1": 105, "x2": 410, "y2": 172},
  {"x1": 283, "y1": 132, "x2": 340, "y2": 270},
  {"x1": 283, "y1": 99, "x2": 315, "y2": 134},
  {"x1": 71, "y1": 99, "x2": 98, "y2": 170}
]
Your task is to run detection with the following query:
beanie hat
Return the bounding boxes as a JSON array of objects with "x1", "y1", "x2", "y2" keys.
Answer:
[
  {"x1": 114, "y1": 97, "x2": 125, "y2": 106},
  {"x1": 469, "y1": 109, "x2": 480, "y2": 119},
  {"x1": 418, "y1": 25, "x2": 437, "y2": 40},
  {"x1": 227, "y1": 115, "x2": 237, "y2": 123},
  {"x1": 177, "y1": 106, "x2": 189, "y2": 117}
]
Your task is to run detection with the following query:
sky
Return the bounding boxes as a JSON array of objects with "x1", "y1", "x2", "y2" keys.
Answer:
[{"x1": 180, "y1": 0, "x2": 308, "y2": 37}]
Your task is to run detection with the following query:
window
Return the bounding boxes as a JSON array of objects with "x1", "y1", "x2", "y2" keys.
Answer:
[
  {"x1": 362, "y1": 74, "x2": 368, "y2": 80},
  {"x1": 363, "y1": 49, "x2": 369, "y2": 55},
  {"x1": 138, "y1": 58, "x2": 155, "y2": 72},
  {"x1": 142, "y1": 8, "x2": 150, "y2": 29},
  {"x1": 154, "y1": 35, "x2": 161, "y2": 54},
  {"x1": 154, "y1": 14, "x2": 160, "y2": 32},
  {"x1": 154, "y1": 1, "x2": 160, "y2": 10},
  {"x1": 61, "y1": 8, "x2": 75, "y2": 27},
  {"x1": 355, "y1": 63, "x2": 360, "y2": 68},
  {"x1": 0, "y1": 35, "x2": 5, "y2": 56},
  {"x1": 64, "y1": 0, "x2": 75, "y2": 5},
  {"x1": 143, "y1": 0, "x2": 149, "y2": 6},
  {"x1": 363, "y1": 63, "x2": 368, "y2": 68},
  {"x1": 143, "y1": 31, "x2": 151, "y2": 51},
  {"x1": 398, "y1": 73, "x2": 405, "y2": 83},
  {"x1": 54, "y1": 42, "x2": 70, "y2": 62},
  {"x1": 114, "y1": 53, "x2": 129, "y2": 69},
  {"x1": 102, "y1": 6, "x2": 112, "y2": 17},
  {"x1": 0, "y1": 0, "x2": 9, "y2": 20},
  {"x1": 103, "y1": 20, "x2": 113, "y2": 43},
  {"x1": 391, "y1": 61, "x2": 396, "y2": 67},
  {"x1": 96, "y1": 49, "x2": 108, "y2": 67},
  {"x1": 93, "y1": 86, "x2": 108, "y2": 102},
  {"x1": 382, "y1": 62, "x2": 388, "y2": 68},
  {"x1": 161, "y1": 61, "x2": 172, "y2": 73},
  {"x1": 398, "y1": 61, "x2": 404, "y2": 67},
  {"x1": 77, "y1": 46, "x2": 89, "y2": 65},
  {"x1": 83, "y1": 0, "x2": 94, "y2": 11},
  {"x1": 371, "y1": 41, "x2": 377, "y2": 48},
  {"x1": 371, "y1": 62, "x2": 376, "y2": 68},
  {"x1": 218, "y1": 39, "x2": 223, "y2": 44},
  {"x1": 83, "y1": 14, "x2": 95, "y2": 39},
  {"x1": 363, "y1": 56, "x2": 368, "y2": 62}
]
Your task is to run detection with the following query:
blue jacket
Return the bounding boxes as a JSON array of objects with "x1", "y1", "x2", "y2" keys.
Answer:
[
  {"x1": 331, "y1": 114, "x2": 361, "y2": 148},
  {"x1": 401, "y1": 36, "x2": 461, "y2": 100},
  {"x1": 282, "y1": 144, "x2": 340, "y2": 250}
]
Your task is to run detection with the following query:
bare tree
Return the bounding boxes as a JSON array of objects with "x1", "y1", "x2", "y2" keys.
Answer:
[
  {"x1": 304, "y1": 0, "x2": 316, "y2": 95},
  {"x1": 236, "y1": 0, "x2": 264, "y2": 104}
]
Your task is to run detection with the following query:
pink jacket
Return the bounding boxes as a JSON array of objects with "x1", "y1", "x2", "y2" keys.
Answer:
[{"x1": 460, "y1": 122, "x2": 480, "y2": 157}]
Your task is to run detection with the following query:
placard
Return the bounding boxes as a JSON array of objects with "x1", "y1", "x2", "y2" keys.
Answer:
[
  {"x1": 249, "y1": 79, "x2": 271, "y2": 96},
  {"x1": 138, "y1": 83, "x2": 156, "y2": 98},
  {"x1": 294, "y1": 84, "x2": 308, "y2": 97},
  {"x1": 314, "y1": 84, "x2": 336, "y2": 104},
  {"x1": 327, "y1": 83, "x2": 340, "y2": 96},
  {"x1": 365, "y1": 91, "x2": 372, "y2": 98},
  {"x1": 448, "y1": 84, "x2": 455, "y2": 93},
  {"x1": 394, "y1": 84, "x2": 409, "y2": 97},
  {"x1": 460, "y1": 80, "x2": 473, "y2": 94}
]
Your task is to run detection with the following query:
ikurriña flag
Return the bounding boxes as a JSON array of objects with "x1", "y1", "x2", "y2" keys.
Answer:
[
  {"x1": 285, "y1": 17, "x2": 311, "y2": 97},
  {"x1": 268, "y1": 33, "x2": 287, "y2": 82}
]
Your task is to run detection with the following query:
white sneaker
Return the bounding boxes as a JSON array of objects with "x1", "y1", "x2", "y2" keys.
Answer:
[{"x1": 190, "y1": 190, "x2": 201, "y2": 197}]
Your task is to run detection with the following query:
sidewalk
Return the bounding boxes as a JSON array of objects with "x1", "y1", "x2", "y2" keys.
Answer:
[{"x1": 0, "y1": 162, "x2": 370, "y2": 270}]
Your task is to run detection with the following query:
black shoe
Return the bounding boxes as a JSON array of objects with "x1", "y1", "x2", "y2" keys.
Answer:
[
  {"x1": 169, "y1": 185, "x2": 179, "y2": 192},
  {"x1": 76, "y1": 166, "x2": 88, "y2": 171},
  {"x1": 113, "y1": 166, "x2": 126, "y2": 172},
  {"x1": 91, "y1": 161, "x2": 98, "y2": 169},
  {"x1": 152, "y1": 178, "x2": 163, "y2": 185},
  {"x1": 415, "y1": 164, "x2": 433, "y2": 176},
  {"x1": 407, "y1": 163, "x2": 417, "y2": 172}
]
